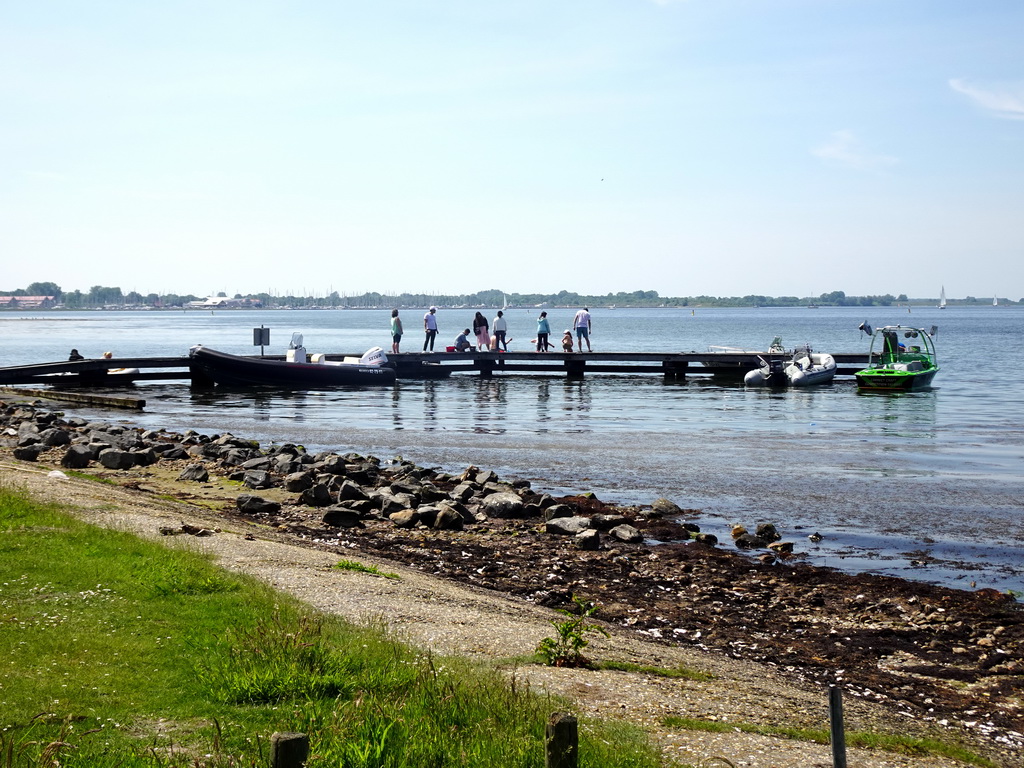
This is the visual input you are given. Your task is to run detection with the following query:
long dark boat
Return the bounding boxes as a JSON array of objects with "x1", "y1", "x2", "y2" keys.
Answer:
[{"x1": 189, "y1": 345, "x2": 396, "y2": 388}]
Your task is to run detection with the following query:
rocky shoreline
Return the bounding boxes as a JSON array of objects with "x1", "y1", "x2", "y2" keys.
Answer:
[{"x1": 3, "y1": 397, "x2": 1022, "y2": 763}]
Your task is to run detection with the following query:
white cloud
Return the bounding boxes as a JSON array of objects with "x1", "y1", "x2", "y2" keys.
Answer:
[
  {"x1": 949, "y1": 78, "x2": 1024, "y2": 120},
  {"x1": 811, "y1": 130, "x2": 897, "y2": 171}
]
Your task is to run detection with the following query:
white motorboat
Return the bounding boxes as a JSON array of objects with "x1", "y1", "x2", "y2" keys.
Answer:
[
  {"x1": 744, "y1": 345, "x2": 836, "y2": 387},
  {"x1": 784, "y1": 348, "x2": 837, "y2": 387}
]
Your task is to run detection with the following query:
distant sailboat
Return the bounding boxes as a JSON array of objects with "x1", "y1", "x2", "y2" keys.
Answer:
[
  {"x1": 993, "y1": 295, "x2": 998, "y2": 306},
  {"x1": 938, "y1": 286, "x2": 946, "y2": 310}
]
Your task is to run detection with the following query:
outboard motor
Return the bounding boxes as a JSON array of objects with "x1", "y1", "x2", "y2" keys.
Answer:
[
  {"x1": 359, "y1": 346, "x2": 388, "y2": 366},
  {"x1": 286, "y1": 332, "x2": 306, "y2": 363},
  {"x1": 761, "y1": 357, "x2": 788, "y2": 387}
]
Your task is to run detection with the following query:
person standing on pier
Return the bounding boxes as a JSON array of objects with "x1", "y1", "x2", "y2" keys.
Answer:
[
  {"x1": 573, "y1": 307, "x2": 592, "y2": 352},
  {"x1": 535, "y1": 311, "x2": 551, "y2": 352},
  {"x1": 473, "y1": 311, "x2": 490, "y2": 350},
  {"x1": 492, "y1": 310, "x2": 508, "y2": 351},
  {"x1": 390, "y1": 309, "x2": 403, "y2": 354},
  {"x1": 423, "y1": 306, "x2": 438, "y2": 351}
]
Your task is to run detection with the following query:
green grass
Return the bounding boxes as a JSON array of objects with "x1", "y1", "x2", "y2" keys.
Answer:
[
  {"x1": 660, "y1": 716, "x2": 997, "y2": 768},
  {"x1": 61, "y1": 469, "x2": 119, "y2": 485},
  {"x1": 0, "y1": 484, "x2": 661, "y2": 767},
  {"x1": 333, "y1": 558, "x2": 400, "y2": 580}
]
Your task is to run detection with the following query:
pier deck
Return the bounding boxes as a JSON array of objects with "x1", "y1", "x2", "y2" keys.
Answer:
[{"x1": 0, "y1": 350, "x2": 869, "y2": 386}]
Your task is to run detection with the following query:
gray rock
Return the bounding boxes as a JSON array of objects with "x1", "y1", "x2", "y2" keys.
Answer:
[
  {"x1": 433, "y1": 506, "x2": 464, "y2": 530},
  {"x1": 177, "y1": 463, "x2": 210, "y2": 482},
  {"x1": 243, "y1": 470, "x2": 273, "y2": 490},
  {"x1": 299, "y1": 484, "x2": 335, "y2": 507},
  {"x1": 415, "y1": 505, "x2": 439, "y2": 527},
  {"x1": 60, "y1": 444, "x2": 93, "y2": 469},
  {"x1": 591, "y1": 513, "x2": 628, "y2": 530},
  {"x1": 481, "y1": 491, "x2": 525, "y2": 519},
  {"x1": 236, "y1": 494, "x2": 281, "y2": 515},
  {"x1": 222, "y1": 448, "x2": 257, "y2": 466},
  {"x1": 87, "y1": 441, "x2": 113, "y2": 458},
  {"x1": 337, "y1": 479, "x2": 369, "y2": 502},
  {"x1": 17, "y1": 422, "x2": 40, "y2": 441},
  {"x1": 756, "y1": 523, "x2": 781, "y2": 543},
  {"x1": 318, "y1": 455, "x2": 349, "y2": 474},
  {"x1": 13, "y1": 444, "x2": 45, "y2": 461},
  {"x1": 322, "y1": 507, "x2": 365, "y2": 528},
  {"x1": 609, "y1": 523, "x2": 644, "y2": 543},
  {"x1": 543, "y1": 504, "x2": 574, "y2": 521},
  {"x1": 40, "y1": 428, "x2": 72, "y2": 447},
  {"x1": 240, "y1": 456, "x2": 273, "y2": 471},
  {"x1": 284, "y1": 471, "x2": 314, "y2": 493},
  {"x1": 650, "y1": 498, "x2": 682, "y2": 517},
  {"x1": 98, "y1": 448, "x2": 135, "y2": 470},
  {"x1": 389, "y1": 509, "x2": 421, "y2": 528},
  {"x1": 418, "y1": 482, "x2": 448, "y2": 503},
  {"x1": 545, "y1": 516, "x2": 593, "y2": 535},
  {"x1": 389, "y1": 480, "x2": 422, "y2": 497},
  {"x1": 734, "y1": 533, "x2": 767, "y2": 550},
  {"x1": 130, "y1": 448, "x2": 159, "y2": 467},
  {"x1": 450, "y1": 482, "x2": 477, "y2": 502},
  {"x1": 575, "y1": 529, "x2": 601, "y2": 550},
  {"x1": 476, "y1": 469, "x2": 497, "y2": 485},
  {"x1": 693, "y1": 533, "x2": 718, "y2": 546}
]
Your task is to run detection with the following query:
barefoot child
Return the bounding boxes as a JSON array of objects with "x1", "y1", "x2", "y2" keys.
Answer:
[{"x1": 561, "y1": 330, "x2": 574, "y2": 352}]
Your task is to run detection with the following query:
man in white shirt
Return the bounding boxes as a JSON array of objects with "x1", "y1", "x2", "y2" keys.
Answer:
[
  {"x1": 492, "y1": 310, "x2": 508, "y2": 351},
  {"x1": 573, "y1": 307, "x2": 592, "y2": 352},
  {"x1": 423, "y1": 306, "x2": 438, "y2": 351}
]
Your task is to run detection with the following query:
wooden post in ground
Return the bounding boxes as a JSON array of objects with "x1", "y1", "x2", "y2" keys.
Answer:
[
  {"x1": 829, "y1": 687, "x2": 847, "y2": 768},
  {"x1": 545, "y1": 712, "x2": 578, "y2": 768},
  {"x1": 271, "y1": 732, "x2": 309, "y2": 768}
]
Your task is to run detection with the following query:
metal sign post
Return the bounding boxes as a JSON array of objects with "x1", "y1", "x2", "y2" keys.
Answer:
[{"x1": 253, "y1": 326, "x2": 270, "y2": 357}]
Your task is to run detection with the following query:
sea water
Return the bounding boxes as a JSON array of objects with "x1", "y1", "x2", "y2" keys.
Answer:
[{"x1": 2, "y1": 306, "x2": 1022, "y2": 593}]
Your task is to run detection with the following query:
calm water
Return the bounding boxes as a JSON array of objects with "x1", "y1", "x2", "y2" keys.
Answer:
[{"x1": 3, "y1": 306, "x2": 1022, "y2": 593}]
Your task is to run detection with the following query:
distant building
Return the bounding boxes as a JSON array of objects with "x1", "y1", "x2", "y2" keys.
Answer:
[
  {"x1": 0, "y1": 295, "x2": 57, "y2": 309},
  {"x1": 186, "y1": 296, "x2": 243, "y2": 309}
]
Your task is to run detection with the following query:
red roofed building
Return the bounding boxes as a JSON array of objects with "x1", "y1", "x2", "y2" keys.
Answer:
[{"x1": 0, "y1": 296, "x2": 57, "y2": 309}]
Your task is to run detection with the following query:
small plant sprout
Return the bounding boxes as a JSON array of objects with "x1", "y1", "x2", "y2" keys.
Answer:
[{"x1": 537, "y1": 594, "x2": 610, "y2": 668}]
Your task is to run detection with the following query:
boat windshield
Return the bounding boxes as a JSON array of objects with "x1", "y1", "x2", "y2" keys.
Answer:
[{"x1": 868, "y1": 326, "x2": 937, "y2": 366}]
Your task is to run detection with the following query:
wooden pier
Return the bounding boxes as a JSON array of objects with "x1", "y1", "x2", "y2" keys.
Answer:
[{"x1": 0, "y1": 350, "x2": 870, "y2": 386}]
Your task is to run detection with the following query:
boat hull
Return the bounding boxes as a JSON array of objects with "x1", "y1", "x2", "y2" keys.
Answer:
[
  {"x1": 189, "y1": 346, "x2": 396, "y2": 388},
  {"x1": 855, "y1": 368, "x2": 938, "y2": 391}
]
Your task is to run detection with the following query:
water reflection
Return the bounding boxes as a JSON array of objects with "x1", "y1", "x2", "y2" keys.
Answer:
[
  {"x1": 536, "y1": 379, "x2": 553, "y2": 431},
  {"x1": 470, "y1": 378, "x2": 509, "y2": 435},
  {"x1": 561, "y1": 380, "x2": 593, "y2": 432}
]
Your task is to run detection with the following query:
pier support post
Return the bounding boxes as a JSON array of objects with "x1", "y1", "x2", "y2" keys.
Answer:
[{"x1": 474, "y1": 357, "x2": 495, "y2": 378}]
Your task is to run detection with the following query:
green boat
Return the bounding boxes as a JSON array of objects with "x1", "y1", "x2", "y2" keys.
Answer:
[{"x1": 854, "y1": 323, "x2": 939, "y2": 391}]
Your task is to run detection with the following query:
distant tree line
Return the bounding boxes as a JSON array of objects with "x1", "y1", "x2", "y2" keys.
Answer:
[{"x1": 1, "y1": 282, "x2": 1018, "y2": 308}]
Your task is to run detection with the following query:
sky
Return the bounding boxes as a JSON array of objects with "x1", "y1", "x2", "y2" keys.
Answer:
[{"x1": 2, "y1": 0, "x2": 1022, "y2": 301}]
